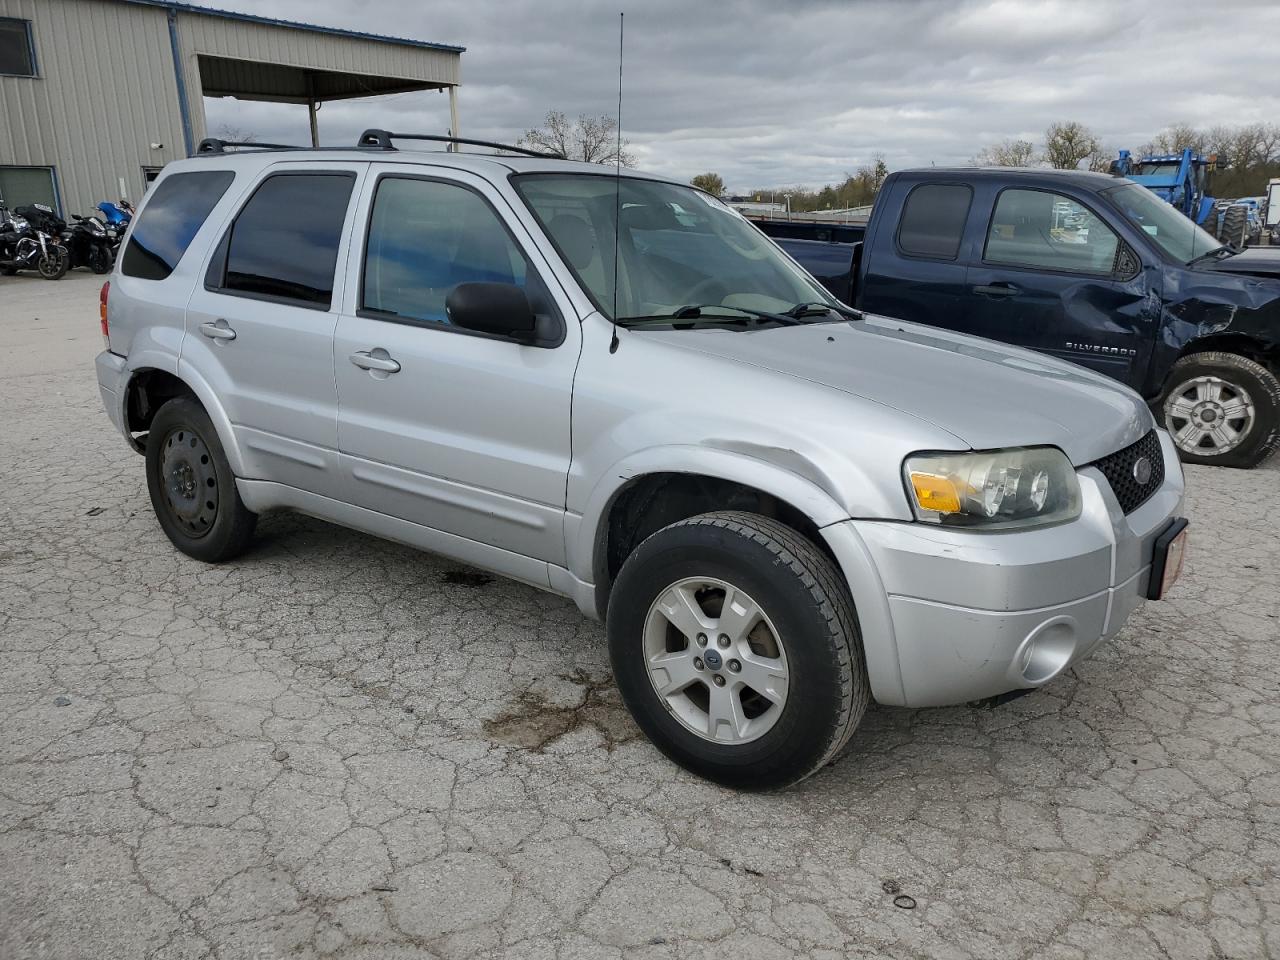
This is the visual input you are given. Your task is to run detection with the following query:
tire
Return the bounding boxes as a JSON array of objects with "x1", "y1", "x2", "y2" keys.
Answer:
[
  {"x1": 145, "y1": 397, "x2": 257, "y2": 561},
  {"x1": 1160, "y1": 352, "x2": 1280, "y2": 468},
  {"x1": 0, "y1": 266, "x2": 16, "y2": 276},
  {"x1": 88, "y1": 244, "x2": 112, "y2": 274},
  {"x1": 37, "y1": 249, "x2": 69, "y2": 280},
  {"x1": 1218, "y1": 205, "x2": 1248, "y2": 249},
  {"x1": 607, "y1": 511, "x2": 868, "y2": 789}
]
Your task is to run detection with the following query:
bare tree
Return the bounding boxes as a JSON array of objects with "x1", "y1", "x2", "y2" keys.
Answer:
[
  {"x1": 1142, "y1": 122, "x2": 1204, "y2": 156},
  {"x1": 974, "y1": 138, "x2": 1037, "y2": 167},
  {"x1": 518, "y1": 111, "x2": 636, "y2": 166},
  {"x1": 1043, "y1": 122, "x2": 1101, "y2": 170},
  {"x1": 213, "y1": 123, "x2": 258, "y2": 144},
  {"x1": 690, "y1": 172, "x2": 725, "y2": 196}
]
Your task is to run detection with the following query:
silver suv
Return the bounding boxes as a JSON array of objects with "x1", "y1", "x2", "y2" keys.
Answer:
[{"x1": 95, "y1": 133, "x2": 1188, "y2": 788}]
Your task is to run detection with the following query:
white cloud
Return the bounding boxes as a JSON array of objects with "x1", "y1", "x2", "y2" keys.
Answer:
[{"x1": 203, "y1": 0, "x2": 1279, "y2": 192}]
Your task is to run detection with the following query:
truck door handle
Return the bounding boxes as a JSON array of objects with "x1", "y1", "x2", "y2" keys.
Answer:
[
  {"x1": 199, "y1": 319, "x2": 237, "y2": 340},
  {"x1": 350, "y1": 349, "x2": 401, "y2": 374},
  {"x1": 973, "y1": 283, "x2": 1019, "y2": 297}
]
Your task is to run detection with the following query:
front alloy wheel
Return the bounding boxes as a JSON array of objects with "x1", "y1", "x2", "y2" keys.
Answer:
[
  {"x1": 1159, "y1": 352, "x2": 1280, "y2": 468},
  {"x1": 643, "y1": 576, "x2": 789, "y2": 744},
  {"x1": 1164, "y1": 375, "x2": 1254, "y2": 457},
  {"x1": 608, "y1": 511, "x2": 868, "y2": 789}
]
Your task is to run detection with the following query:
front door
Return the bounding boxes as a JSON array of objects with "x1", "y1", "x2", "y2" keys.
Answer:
[
  {"x1": 185, "y1": 162, "x2": 365, "y2": 499},
  {"x1": 964, "y1": 186, "x2": 1155, "y2": 389},
  {"x1": 333, "y1": 167, "x2": 580, "y2": 567}
]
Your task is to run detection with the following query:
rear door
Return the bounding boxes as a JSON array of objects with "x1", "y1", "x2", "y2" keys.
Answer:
[
  {"x1": 333, "y1": 164, "x2": 580, "y2": 567},
  {"x1": 186, "y1": 161, "x2": 365, "y2": 499},
  {"x1": 963, "y1": 186, "x2": 1154, "y2": 388},
  {"x1": 856, "y1": 180, "x2": 974, "y2": 327}
]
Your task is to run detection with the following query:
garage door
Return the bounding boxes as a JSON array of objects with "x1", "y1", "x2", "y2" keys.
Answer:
[{"x1": 0, "y1": 166, "x2": 58, "y2": 213}]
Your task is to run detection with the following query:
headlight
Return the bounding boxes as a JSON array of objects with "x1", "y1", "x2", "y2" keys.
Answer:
[{"x1": 904, "y1": 447, "x2": 1081, "y2": 529}]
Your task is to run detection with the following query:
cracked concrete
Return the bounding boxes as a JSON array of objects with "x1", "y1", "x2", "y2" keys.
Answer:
[{"x1": 1, "y1": 270, "x2": 1278, "y2": 959}]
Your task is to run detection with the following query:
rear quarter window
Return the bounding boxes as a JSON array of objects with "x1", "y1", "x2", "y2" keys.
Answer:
[
  {"x1": 896, "y1": 183, "x2": 973, "y2": 260},
  {"x1": 121, "y1": 171, "x2": 235, "y2": 281}
]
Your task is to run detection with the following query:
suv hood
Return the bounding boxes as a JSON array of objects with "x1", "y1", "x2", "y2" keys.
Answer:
[
  {"x1": 640, "y1": 315, "x2": 1152, "y2": 465},
  {"x1": 1205, "y1": 246, "x2": 1280, "y2": 280}
]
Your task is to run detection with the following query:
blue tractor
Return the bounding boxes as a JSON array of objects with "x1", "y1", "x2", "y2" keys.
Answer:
[{"x1": 1110, "y1": 147, "x2": 1250, "y2": 247}]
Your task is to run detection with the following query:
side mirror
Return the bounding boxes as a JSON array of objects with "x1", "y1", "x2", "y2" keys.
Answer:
[{"x1": 445, "y1": 282, "x2": 541, "y2": 343}]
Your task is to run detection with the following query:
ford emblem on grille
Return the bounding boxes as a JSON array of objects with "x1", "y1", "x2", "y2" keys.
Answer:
[{"x1": 1132, "y1": 456, "x2": 1153, "y2": 485}]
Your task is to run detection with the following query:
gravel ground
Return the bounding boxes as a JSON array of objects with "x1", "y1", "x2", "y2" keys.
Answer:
[{"x1": 2, "y1": 270, "x2": 1278, "y2": 960}]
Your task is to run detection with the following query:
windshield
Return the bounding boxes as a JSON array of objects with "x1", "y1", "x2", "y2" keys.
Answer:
[
  {"x1": 1103, "y1": 182, "x2": 1222, "y2": 263},
  {"x1": 512, "y1": 174, "x2": 835, "y2": 320}
]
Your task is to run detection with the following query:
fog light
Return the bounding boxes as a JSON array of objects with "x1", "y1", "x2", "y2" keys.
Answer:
[{"x1": 1011, "y1": 617, "x2": 1078, "y2": 686}]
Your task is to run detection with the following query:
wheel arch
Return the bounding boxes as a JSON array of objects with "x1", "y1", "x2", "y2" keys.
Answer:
[
  {"x1": 1173, "y1": 333, "x2": 1280, "y2": 372},
  {"x1": 121, "y1": 356, "x2": 246, "y2": 475},
  {"x1": 576, "y1": 448, "x2": 856, "y2": 621}
]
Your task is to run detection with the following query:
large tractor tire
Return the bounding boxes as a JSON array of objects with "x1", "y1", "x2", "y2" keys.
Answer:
[{"x1": 1218, "y1": 205, "x2": 1248, "y2": 249}]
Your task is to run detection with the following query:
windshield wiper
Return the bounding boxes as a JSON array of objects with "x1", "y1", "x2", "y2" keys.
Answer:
[
  {"x1": 785, "y1": 300, "x2": 863, "y2": 320},
  {"x1": 1186, "y1": 245, "x2": 1236, "y2": 267},
  {"x1": 615, "y1": 304, "x2": 804, "y2": 327}
]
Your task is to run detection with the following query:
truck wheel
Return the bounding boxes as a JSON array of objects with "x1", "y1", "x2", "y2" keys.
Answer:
[
  {"x1": 1161, "y1": 352, "x2": 1280, "y2": 468},
  {"x1": 607, "y1": 511, "x2": 868, "y2": 789},
  {"x1": 145, "y1": 397, "x2": 257, "y2": 561},
  {"x1": 1219, "y1": 205, "x2": 1248, "y2": 248}
]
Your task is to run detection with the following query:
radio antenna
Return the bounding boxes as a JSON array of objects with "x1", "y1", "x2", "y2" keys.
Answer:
[{"x1": 608, "y1": 12, "x2": 624, "y2": 354}]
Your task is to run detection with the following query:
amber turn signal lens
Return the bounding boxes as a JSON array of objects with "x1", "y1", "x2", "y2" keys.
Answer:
[{"x1": 909, "y1": 471, "x2": 961, "y2": 514}]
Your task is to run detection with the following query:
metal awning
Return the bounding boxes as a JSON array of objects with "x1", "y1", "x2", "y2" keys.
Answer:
[{"x1": 196, "y1": 55, "x2": 446, "y2": 104}]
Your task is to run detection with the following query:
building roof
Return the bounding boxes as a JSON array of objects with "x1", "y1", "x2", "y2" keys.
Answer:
[{"x1": 116, "y1": 0, "x2": 465, "y2": 53}]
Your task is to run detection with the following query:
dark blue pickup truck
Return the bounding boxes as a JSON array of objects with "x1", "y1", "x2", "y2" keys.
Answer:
[{"x1": 758, "y1": 167, "x2": 1280, "y2": 467}]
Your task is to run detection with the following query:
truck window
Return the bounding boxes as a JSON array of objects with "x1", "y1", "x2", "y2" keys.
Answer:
[
  {"x1": 210, "y1": 172, "x2": 355, "y2": 309},
  {"x1": 120, "y1": 171, "x2": 234, "y2": 281},
  {"x1": 361, "y1": 177, "x2": 530, "y2": 326},
  {"x1": 897, "y1": 183, "x2": 972, "y2": 260},
  {"x1": 984, "y1": 189, "x2": 1119, "y2": 275}
]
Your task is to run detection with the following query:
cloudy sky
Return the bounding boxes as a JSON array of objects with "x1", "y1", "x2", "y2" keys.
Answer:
[{"x1": 204, "y1": 0, "x2": 1279, "y2": 193}]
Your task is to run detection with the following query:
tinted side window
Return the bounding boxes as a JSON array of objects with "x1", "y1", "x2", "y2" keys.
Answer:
[
  {"x1": 121, "y1": 171, "x2": 234, "y2": 281},
  {"x1": 362, "y1": 177, "x2": 529, "y2": 325},
  {"x1": 985, "y1": 189, "x2": 1120, "y2": 274},
  {"x1": 897, "y1": 183, "x2": 972, "y2": 259},
  {"x1": 217, "y1": 173, "x2": 354, "y2": 308}
]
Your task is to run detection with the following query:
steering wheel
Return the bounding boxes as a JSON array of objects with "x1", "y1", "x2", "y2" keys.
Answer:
[{"x1": 683, "y1": 277, "x2": 730, "y2": 305}]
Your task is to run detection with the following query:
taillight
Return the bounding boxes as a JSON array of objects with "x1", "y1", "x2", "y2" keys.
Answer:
[{"x1": 100, "y1": 281, "x2": 110, "y2": 344}]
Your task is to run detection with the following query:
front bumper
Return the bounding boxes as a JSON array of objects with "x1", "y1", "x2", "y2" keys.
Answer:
[{"x1": 823, "y1": 430, "x2": 1185, "y2": 707}]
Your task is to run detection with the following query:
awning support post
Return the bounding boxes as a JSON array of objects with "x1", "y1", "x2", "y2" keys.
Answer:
[{"x1": 448, "y1": 86, "x2": 459, "y2": 152}]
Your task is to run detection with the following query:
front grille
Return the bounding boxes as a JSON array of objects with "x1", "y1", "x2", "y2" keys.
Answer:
[{"x1": 1089, "y1": 429, "x2": 1165, "y2": 514}]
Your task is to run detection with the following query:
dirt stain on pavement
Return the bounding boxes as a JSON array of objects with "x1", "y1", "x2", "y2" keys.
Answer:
[
  {"x1": 484, "y1": 669, "x2": 639, "y2": 752},
  {"x1": 439, "y1": 569, "x2": 496, "y2": 588}
]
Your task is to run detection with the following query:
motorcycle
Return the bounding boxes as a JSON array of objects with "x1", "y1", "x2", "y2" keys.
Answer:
[
  {"x1": 0, "y1": 203, "x2": 70, "y2": 280},
  {"x1": 21, "y1": 203, "x2": 111, "y2": 272},
  {"x1": 64, "y1": 214, "x2": 115, "y2": 274},
  {"x1": 96, "y1": 199, "x2": 135, "y2": 252}
]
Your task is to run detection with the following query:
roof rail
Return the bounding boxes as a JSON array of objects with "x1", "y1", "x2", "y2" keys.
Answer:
[
  {"x1": 195, "y1": 138, "x2": 302, "y2": 155},
  {"x1": 356, "y1": 129, "x2": 558, "y2": 159}
]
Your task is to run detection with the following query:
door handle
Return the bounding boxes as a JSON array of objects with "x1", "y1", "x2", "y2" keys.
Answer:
[
  {"x1": 973, "y1": 283, "x2": 1019, "y2": 297},
  {"x1": 350, "y1": 350, "x2": 401, "y2": 374},
  {"x1": 199, "y1": 319, "x2": 237, "y2": 340}
]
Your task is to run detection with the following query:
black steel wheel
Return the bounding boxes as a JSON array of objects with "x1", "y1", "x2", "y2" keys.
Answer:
[{"x1": 145, "y1": 397, "x2": 257, "y2": 561}]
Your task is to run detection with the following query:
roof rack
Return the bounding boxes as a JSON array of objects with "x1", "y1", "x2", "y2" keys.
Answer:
[
  {"x1": 195, "y1": 138, "x2": 302, "y2": 155},
  {"x1": 356, "y1": 129, "x2": 558, "y2": 159}
]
